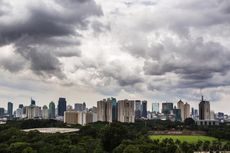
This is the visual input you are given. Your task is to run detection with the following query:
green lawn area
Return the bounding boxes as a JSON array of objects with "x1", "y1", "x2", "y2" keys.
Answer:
[{"x1": 149, "y1": 135, "x2": 218, "y2": 143}]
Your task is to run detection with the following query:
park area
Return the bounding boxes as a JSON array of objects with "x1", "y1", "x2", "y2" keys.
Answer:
[{"x1": 149, "y1": 135, "x2": 219, "y2": 143}]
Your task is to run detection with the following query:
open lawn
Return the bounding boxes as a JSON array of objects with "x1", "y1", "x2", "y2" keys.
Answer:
[{"x1": 149, "y1": 135, "x2": 218, "y2": 143}]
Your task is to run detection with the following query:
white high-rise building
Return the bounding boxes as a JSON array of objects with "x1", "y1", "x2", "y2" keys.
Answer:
[
  {"x1": 42, "y1": 105, "x2": 49, "y2": 119},
  {"x1": 177, "y1": 100, "x2": 185, "y2": 121},
  {"x1": 25, "y1": 105, "x2": 40, "y2": 119},
  {"x1": 16, "y1": 108, "x2": 23, "y2": 118},
  {"x1": 97, "y1": 99, "x2": 112, "y2": 122},
  {"x1": 184, "y1": 103, "x2": 190, "y2": 119},
  {"x1": 117, "y1": 99, "x2": 135, "y2": 123}
]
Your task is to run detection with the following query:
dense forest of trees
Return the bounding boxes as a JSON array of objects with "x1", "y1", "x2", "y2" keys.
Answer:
[{"x1": 0, "y1": 119, "x2": 230, "y2": 153}]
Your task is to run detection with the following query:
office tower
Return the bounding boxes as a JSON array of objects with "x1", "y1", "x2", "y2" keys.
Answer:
[
  {"x1": 19, "y1": 104, "x2": 23, "y2": 109},
  {"x1": 177, "y1": 100, "x2": 185, "y2": 121},
  {"x1": 74, "y1": 103, "x2": 83, "y2": 111},
  {"x1": 67, "y1": 105, "x2": 73, "y2": 111},
  {"x1": 152, "y1": 102, "x2": 159, "y2": 114},
  {"x1": 25, "y1": 105, "x2": 40, "y2": 119},
  {"x1": 117, "y1": 99, "x2": 135, "y2": 123},
  {"x1": 210, "y1": 111, "x2": 215, "y2": 120},
  {"x1": 0, "y1": 108, "x2": 4, "y2": 117},
  {"x1": 162, "y1": 102, "x2": 173, "y2": 115},
  {"x1": 49, "y1": 101, "x2": 55, "y2": 119},
  {"x1": 7, "y1": 102, "x2": 13, "y2": 117},
  {"x1": 142, "y1": 100, "x2": 147, "y2": 118},
  {"x1": 97, "y1": 98, "x2": 113, "y2": 122},
  {"x1": 218, "y1": 112, "x2": 224, "y2": 120},
  {"x1": 31, "y1": 99, "x2": 36, "y2": 105},
  {"x1": 42, "y1": 105, "x2": 49, "y2": 119},
  {"x1": 58, "y1": 98, "x2": 66, "y2": 116},
  {"x1": 111, "y1": 97, "x2": 117, "y2": 122},
  {"x1": 199, "y1": 96, "x2": 210, "y2": 120},
  {"x1": 184, "y1": 102, "x2": 190, "y2": 119},
  {"x1": 64, "y1": 111, "x2": 79, "y2": 124},
  {"x1": 83, "y1": 102, "x2": 86, "y2": 111},
  {"x1": 135, "y1": 100, "x2": 142, "y2": 119},
  {"x1": 173, "y1": 108, "x2": 182, "y2": 121},
  {"x1": 16, "y1": 108, "x2": 23, "y2": 118},
  {"x1": 191, "y1": 107, "x2": 195, "y2": 117}
]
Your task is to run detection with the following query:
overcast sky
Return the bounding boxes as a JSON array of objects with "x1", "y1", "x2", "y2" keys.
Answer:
[{"x1": 0, "y1": 0, "x2": 230, "y2": 114}]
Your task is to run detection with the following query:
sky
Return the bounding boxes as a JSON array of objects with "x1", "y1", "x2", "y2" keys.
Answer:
[{"x1": 0, "y1": 0, "x2": 230, "y2": 114}]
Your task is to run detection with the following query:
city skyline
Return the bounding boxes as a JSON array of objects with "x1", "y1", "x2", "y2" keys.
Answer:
[
  {"x1": 0, "y1": 96, "x2": 228, "y2": 116},
  {"x1": 1, "y1": 0, "x2": 230, "y2": 114}
]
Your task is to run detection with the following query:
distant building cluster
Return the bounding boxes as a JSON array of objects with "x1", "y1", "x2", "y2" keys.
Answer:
[{"x1": 0, "y1": 96, "x2": 230, "y2": 125}]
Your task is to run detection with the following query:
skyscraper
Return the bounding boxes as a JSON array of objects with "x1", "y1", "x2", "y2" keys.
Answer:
[
  {"x1": 31, "y1": 98, "x2": 36, "y2": 105},
  {"x1": 111, "y1": 97, "x2": 117, "y2": 122},
  {"x1": 49, "y1": 101, "x2": 55, "y2": 119},
  {"x1": 58, "y1": 98, "x2": 67, "y2": 116},
  {"x1": 142, "y1": 100, "x2": 147, "y2": 118},
  {"x1": 177, "y1": 100, "x2": 185, "y2": 121},
  {"x1": 199, "y1": 96, "x2": 210, "y2": 120},
  {"x1": 135, "y1": 100, "x2": 142, "y2": 119},
  {"x1": 152, "y1": 102, "x2": 159, "y2": 114},
  {"x1": 42, "y1": 105, "x2": 49, "y2": 119},
  {"x1": 83, "y1": 102, "x2": 86, "y2": 111},
  {"x1": 97, "y1": 98, "x2": 113, "y2": 122},
  {"x1": 173, "y1": 108, "x2": 182, "y2": 121},
  {"x1": 184, "y1": 102, "x2": 190, "y2": 119},
  {"x1": 75, "y1": 103, "x2": 83, "y2": 111},
  {"x1": 117, "y1": 99, "x2": 135, "y2": 123},
  {"x1": 162, "y1": 102, "x2": 173, "y2": 115},
  {"x1": 19, "y1": 104, "x2": 23, "y2": 109},
  {"x1": 7, "y1": 102, "x2": 13, "y2": 117},
  {"x1": 0, "y1": 108, "x2": 4, "y2": 117}
]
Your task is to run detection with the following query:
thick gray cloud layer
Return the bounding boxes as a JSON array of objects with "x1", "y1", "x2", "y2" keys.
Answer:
[
  {"x1": 1, "y1": 0, "x2": 230, "y2": 110},
  {"x1": 0, "y1": 0, "x2": 102, "y2": 78}
]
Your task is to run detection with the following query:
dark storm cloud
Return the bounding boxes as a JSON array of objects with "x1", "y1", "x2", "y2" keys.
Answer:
[{"x1": 0, "y1": 0, "x2": 103, "y2": 78}]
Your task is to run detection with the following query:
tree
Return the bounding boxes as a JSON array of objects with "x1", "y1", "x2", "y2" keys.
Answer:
[
  {"x1": 184, "y1": 118, "x2": 195, "y2": 126},
  {"x1": 22, "y1": 147, "x2": 37, "y2": 153},
  {"x1": 123, "y1": 145, "x2": 141, "y2": 153},
  {"x1": 100, "y1": 123, "x2": 129, "y2": 152}
]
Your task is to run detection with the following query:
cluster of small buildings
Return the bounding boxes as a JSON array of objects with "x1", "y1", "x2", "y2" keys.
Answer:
[{"x1": 0, "y1": 96, "x2": 230, "y2": 126}]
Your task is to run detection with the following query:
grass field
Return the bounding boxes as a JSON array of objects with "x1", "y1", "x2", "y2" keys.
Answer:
[{"x1": 149, "y1": 135, "x2": 218, "y2": 143}]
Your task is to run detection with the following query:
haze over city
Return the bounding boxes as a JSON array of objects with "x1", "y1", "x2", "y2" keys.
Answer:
[{"x1": 1, "y1": 0, "x2": 230, "y2": 114}]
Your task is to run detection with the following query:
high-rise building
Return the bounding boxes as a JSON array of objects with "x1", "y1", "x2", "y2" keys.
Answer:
[
  {"x1": 19, "y1": 104, "x2": 24, "y2": 109},
  {"x1": 173, "y1": 108, "x2": 182, "y2": 121},
  {"x1": 25, "y1": 105, "x2": 40, "y2": 119},
  {"x1": 135, "y1": 100, "x2": 142, "y2": 119},
  {"x1": 210, "y1": 111, "x2": 215, "y2": 120},
  {"x1": 64, "y1": 111, "x2": 79, "y2": 124},
  {"x1": 16, "y1": 108, "x2": 23, "y2": 118},
  {"x1": 7, "y1": 102, "x2": 13, "y2": 117},
  {"x1": 184, "y1": 102, "x2": 190, "y2": 119},
  {"x1": 177, "y1": 100, "x2": 185, "y2": 121},
  {"x1": 142, "y1": 100, "x2": 147, "y2": 118},
  {"x1": 83, "y1": 102, "x2": 86, "y2": 111},
  {"x1": 49, "y1": 101, "x2": 55, "y2": 119},
  {"x1": 31, "y1": 98, "x2": 36, "y2": 105},
  {"x1": 111, "y1": 97, "x2": 117, "y2": 122},
  {"x1": 58, "y1": 98, "x2": 66, "y2": 116},
  {"x1": 199, "y1": 96, "x2": 210, "y2": 120},
  {"x1": 67, "y1": 105, "x2": 73, "y2": 111},
  {"x1": 42, "y1": 105, "x2": 49, "y2": 119},
  {"x1": 162, "y1": 102, "x2": 173, "y2": 115},
  {"x1": 74, "y1": 103, "x2": 83, "y2": 111},
  {"x1": 117, "y1": 99, "x2": 135, "y2": 123},
  {"x1": 97, "y1": 98, "x2": 113, "y2": 122},
  {"x1": 152, "y1": 102, "x2": 159, "y2": 114},
  {"x1": 0, "y1": 108, "x2": 4, "y2": 117}
]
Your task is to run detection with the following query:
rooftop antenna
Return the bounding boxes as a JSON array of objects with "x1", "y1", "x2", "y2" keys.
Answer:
[{"x1": 200, "y1": 88, "x2": 203, "y2": 101}]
